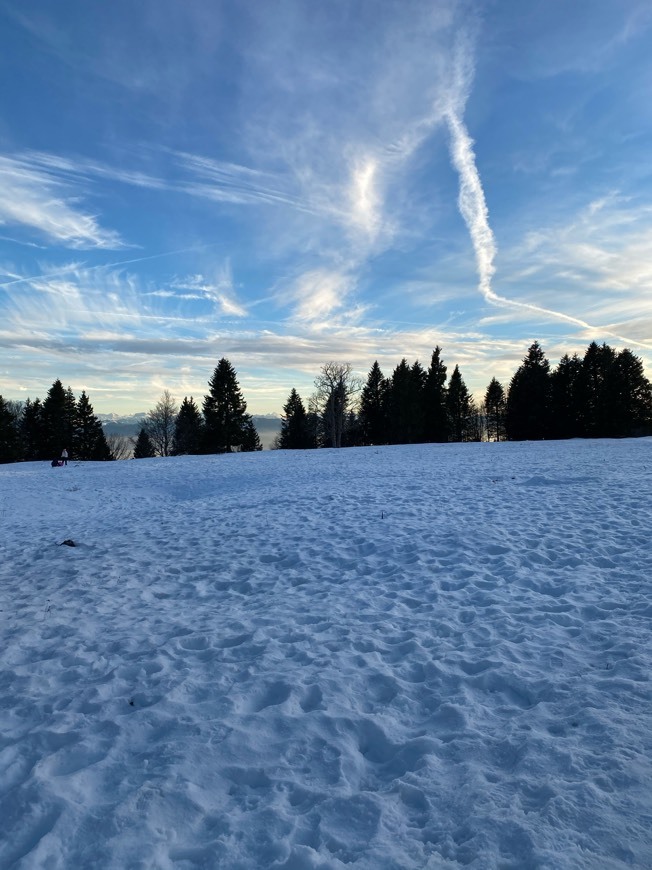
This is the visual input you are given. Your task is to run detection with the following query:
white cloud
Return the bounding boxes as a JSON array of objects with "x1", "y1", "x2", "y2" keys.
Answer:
[
  {"x1": 0, "y1": 154, "x2": 126, "y2": 249},
  {"x1": 285, "y1": 269, "x2": 353, "y2": 323},
  {"x1": 171, "y1": 264, "x2": 248, "y2": 318},
  {"x1": 347, "y1": 155, "x2": 382, "y2": 241}
]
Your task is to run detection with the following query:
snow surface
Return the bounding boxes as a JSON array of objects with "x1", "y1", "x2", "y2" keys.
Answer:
[{"x1": 1, "y1": 440, "x2": 651, "y2": 869}]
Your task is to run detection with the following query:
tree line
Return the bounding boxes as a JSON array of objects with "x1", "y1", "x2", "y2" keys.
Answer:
[
  {"x1": 0, "y1": 358, "x2": 262, "y2": 463},
  {"x1": 1, "y1": 342, "x2": 651, "y2": 464},
  {"x1": 0, "y1": 380, "x2": 112, "y2": 464},
  {"x1": 277, "y1": 341, "x2": 652, "y2": 449}
]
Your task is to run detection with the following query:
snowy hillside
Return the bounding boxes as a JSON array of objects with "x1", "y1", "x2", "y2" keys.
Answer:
[{"x1": 1, "y1": 440, "x2": 651, "y2": 868}]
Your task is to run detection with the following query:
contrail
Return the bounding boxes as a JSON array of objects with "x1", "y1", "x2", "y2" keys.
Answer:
[
  {"x1": 444, "y1": 36, "x2": 652, "y2": 351},
  {"x1": 0, "y1": 244, "x2": 215, "y2": 289}
]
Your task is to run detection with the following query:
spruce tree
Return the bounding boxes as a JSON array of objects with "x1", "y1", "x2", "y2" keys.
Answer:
[
  {"x1": 172, "y1": 397, "x2": 204, "y2": 455},
  {"x1": 484, "y1": 378, "x2": 506, "y2": 442},
  {"x1": 20, "y1": 398, "x2": 46, "y2": 460},
  {"x1": 424, "y1": 347, "x2": 449, "y2": 443},
  {"x1": 446, "y1": 365, "x2": 474, "y2": 442},
  {"x1": 133, "y1": 428, "x2": 156, "y2": 458},
  {"x1": 0, "y1": 396, "x2": 20, "y2": 463},
  {"x1": 409, "y1": 361, "x2": 427, "y2": 442},
  {"x1": 549, "y1": 354, "x2": 583, "y2": 439},
  {"x1": 387, "y1": 359, "x2": 424, "y2": 444},
  {"x1": 202, "y1": 358, "x2": 251, "y2": 453},
  {"x1": 358, "y1": 362, "x2": 388, "y2": 445},
  {"x1": 240, "y1": 416, "x2": 262, "y2": 451},
  {"x1": 42, "y1": 380, "x2": 74, "y2": 459},
  {"x1": 505, "y1": 342, "x2": 551, "y2": 440},
  {"x1": 279, "y1": 388, "x2": 313, "y2": 449},
  {"x1": 75, "y1": 391, "x2": 111, "y2": 460},
  {"x1": 611, "y1": 349, "x2": 652, "y2": 436},
  {"x1": 577, "y1": 342, "x2": 617, "y2": 437},
  {"x1": 64, "y1": 387, "x2": 77, "y2": 456},
  {"x1": 340, "y1": 409, "x2": 363, "y2": 447}
]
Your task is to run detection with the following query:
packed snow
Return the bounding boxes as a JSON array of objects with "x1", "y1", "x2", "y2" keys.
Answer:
[{"x1": 1, "y1": 439, "x2": 651, "y2": 869}]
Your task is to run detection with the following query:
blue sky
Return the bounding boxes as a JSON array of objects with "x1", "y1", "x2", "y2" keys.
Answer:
[{"x1": 1, "y1": 0, "x2": 651, "y2": 415}]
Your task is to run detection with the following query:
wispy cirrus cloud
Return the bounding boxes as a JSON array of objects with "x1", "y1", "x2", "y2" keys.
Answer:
[
  {"x1": 274, "y1": 268, "x2": 352, "y2": 325},
  {"x1": 170, "y1": 264, "x2": 247, "y2": 318},
  {"x1": 0, "y1": 154, "x2": 126, "y2": 249}
]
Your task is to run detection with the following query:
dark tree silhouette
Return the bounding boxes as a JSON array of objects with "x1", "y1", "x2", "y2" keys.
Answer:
[
  {"x1": 612, "y1": 348, "x2": 652, "y2": 436},
  {"x1": 424, "y1": 346, "x2": 449, "y2": 443},
  {"x1": 446, "y1": 365, "x2": 476, "y2": 442},
  {"x1": 172, "y1": 396, "x2": 204, "y2": 455},
  {"x1": 133, "y1": 427, "x2": 156, "y2": 458},
  {"x1": 42, "y1": 380, "x2": 75, "y2": 459},
  {"x1": 386, "y1": 359, "x2": 425, "y2": 444},
  {"x1": 549, "y1": 353, "x2": 583, "y2": 439},
  {"x1": 75, "y1": 391, "x2": 112, "y2": 460},
  {"x1": 576, "y1": 342, "x2": 619, "y2": 437},
  {"x1": 0, "y1": 396, "x2": 20, "y2": 463},
  {"x1": 484, "y1": 377, "x2": 506, "y2": 442},
  {"x1": 358, "y1": 362, "x2": 388, "y2": 445},
  {"x1": 203, "y1": 359, "x2": 258, "y2": 453},
  {"x1": 240, "y1": 417, "x2": 262, "y2": 452},
  {"x1": 279, "y1": 388, "x2": 314, "y2": 449},
  {"x1": 20, "y1": 398, "x2": 46, "y2": 460},
  {"x1": 506, "y1": 342, "x2": 551, "y2": 440}
]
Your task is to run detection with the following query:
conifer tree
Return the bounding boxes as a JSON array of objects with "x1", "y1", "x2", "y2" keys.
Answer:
[
  {"x1": 279, "y1": 388, "x2": 313, "y2": 449},
  {"x1": 133, "y1": 427, "x2": 156, "y2": 458},
  {"x1": 611, "y1": 349, "x2": 652, "y2": 436},
  {"x1": 446, "y1": 365, "x2": 475, "y2": 442},
  {"x1": 386, "y1": 359, "x2": 425, "y2": 444},
  {"x1": 240, "y1": 416, "x2": 262, "y2": 451},
  {"x1": 549, "y1": 354, "x2": 583, "y2": 439},
  {"x1": 75, "y1": 391, "x2": 112, "y2": 460},
  {"x1": 576, "y1": 342, "x2": 618, "y2": 437},
  {"x1": 172, "y1": 397, "x2": 204, "y2": 455},
  {"x1": 484, "y1": 378, "x2": 506, "y2": 442},
  {"x1": 42, "y1": 380, "x2": 75, "y2": 459},
  {"x1": 306, "y1": 397, "x2": 322, "y2": 448},
  {"x1": 0, "y1": 396, "x2": 20, "y2": 463},
  {"x1": 358, "y1": 362, "x2": 388, "y2": 445},
  {"x1": 20, "y1": 398, "x2": 46, "y2": 460},
  {"x1": 505, "y1": 342, "x2": 551, "y2": 440},
  {"x1": 340, "y1": 409, "x2": 363, "y2": 447},
  {"x1": 423, "y1": 347, "x2": 449, "y2": 443},
  {"x1": 409, "y1": 361, "x2": 427, "y2": 442},
  {"x1": 203, "y1": 358, "x2": 255, "y2": 453}
]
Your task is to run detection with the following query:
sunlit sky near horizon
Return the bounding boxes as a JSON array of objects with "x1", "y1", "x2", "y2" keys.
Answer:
[{"x1": 1, "y1": 0, "x2": 652, "y2": 415}]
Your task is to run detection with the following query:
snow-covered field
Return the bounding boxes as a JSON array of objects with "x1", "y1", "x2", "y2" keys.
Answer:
[{"x1": 1, "y1": 440, "x2": 651, "y2": 869}]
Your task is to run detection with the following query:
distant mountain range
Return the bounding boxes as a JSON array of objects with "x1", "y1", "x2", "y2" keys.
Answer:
[{"x1": 99, "y1": 413, "x2": 281, "y2": 450}]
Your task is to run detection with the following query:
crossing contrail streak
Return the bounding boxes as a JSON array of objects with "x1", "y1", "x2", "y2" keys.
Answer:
[
  {"x1": 0, "y1": 244, "x2": 215, "y2": 289},
  {"x1": 444, "y1": 36, "x2": 652, "y2": 351}
]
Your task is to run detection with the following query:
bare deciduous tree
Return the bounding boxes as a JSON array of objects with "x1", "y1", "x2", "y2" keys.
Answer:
[
  {"x1": 105, "y1": 433, "x2": 133, "y2": 460},
  {"x1": 144, "y1": 390, "x2": 178, "y2": 456},
  {"x1": 314, "y1": 362, "x2": 362, "y2": 448}
]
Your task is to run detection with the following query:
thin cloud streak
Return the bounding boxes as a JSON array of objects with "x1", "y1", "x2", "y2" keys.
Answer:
[
  {"x1": 443, "y1": 34, "x2": 652, "y2": 351},
  {"x1": 0, "y1": 155, "x2": 125, "y2": 249},
  {"x1": 0, "y1": 244, "x2": 216, "y2": 289}
]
